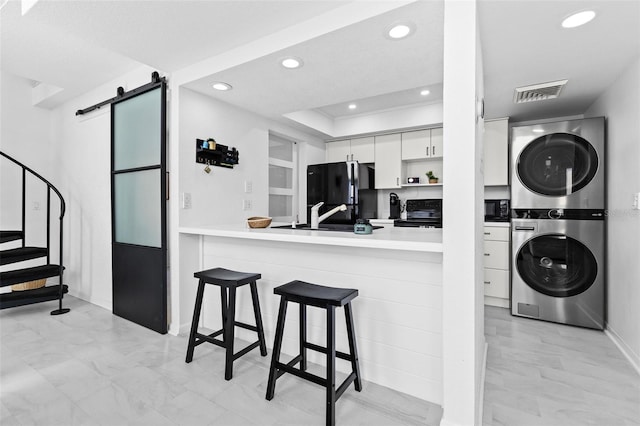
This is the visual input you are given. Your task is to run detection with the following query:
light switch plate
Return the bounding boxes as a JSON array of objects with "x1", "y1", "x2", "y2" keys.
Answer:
[
  {"x1": 633, "y1": 192, "x2": 640, "y2": 210},
  {"x1": 182, "y1": 193, "x2": 192, "y2": 209},
  {"x1": 243, "y1": 199, "x2": 252, "y2": 211},
  {"x1": 244, "y1": 181, "x2": 252, "y2": 193}
]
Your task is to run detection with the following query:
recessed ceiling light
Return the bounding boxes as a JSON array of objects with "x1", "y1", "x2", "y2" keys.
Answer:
[
  {"x1": 562, "y1": 10, "x2": 596, "y2": 28},
  {"x1": 281, "y1": 57, "x2": 303, "y2": 69},
  {"x1": 348, "y1": 104, "x2": 357, "y2": 110},
  {"x1": 385, "y1": 22, "x2": 415, "y2": 40},
  {"x1": 212, "y1": 82, "x2": 232, "y2": 91},
  {"x1": 420, "y1": 89, "x2": 430, "y2": 96}
]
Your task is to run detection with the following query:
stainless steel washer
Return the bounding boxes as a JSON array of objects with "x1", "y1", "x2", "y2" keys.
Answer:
[
  {"x1": 511, "y1": 117, "x2": 605, "y2": 209},
  {"x1": 511, "y1": 209, "x2": 605, "y2": 330}
]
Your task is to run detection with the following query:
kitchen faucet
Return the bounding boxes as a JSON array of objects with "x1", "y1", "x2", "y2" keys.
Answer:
[{"x1": 310, "y1": 202, "x2": 347, "y2": 229}]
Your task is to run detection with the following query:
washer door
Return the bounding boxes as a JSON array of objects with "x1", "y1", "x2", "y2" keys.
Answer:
[
  {"x1": 516, "y1": 234, "x2": 598, "y2": 297},
  {"x1": 517, "y1": 133, "x2": 598, "y2": 196}
]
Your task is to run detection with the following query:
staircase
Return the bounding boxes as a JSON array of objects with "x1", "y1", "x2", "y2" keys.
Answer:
[{"x1": 0, "y1": 151, "x2": 69, "y2": 315}]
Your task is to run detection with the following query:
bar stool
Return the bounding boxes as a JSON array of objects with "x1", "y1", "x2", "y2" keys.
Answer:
[
  {"x1": 185, "y1": 267, "x2": 267, "y2": 380},
  {"x1": 265, "y1": 280, "x2": 362, "y2": 426}
]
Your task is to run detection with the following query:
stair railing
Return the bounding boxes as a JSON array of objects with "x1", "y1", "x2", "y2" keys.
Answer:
[{"x1": 0, "y1": 151, "x2": 68, "y2": 315}]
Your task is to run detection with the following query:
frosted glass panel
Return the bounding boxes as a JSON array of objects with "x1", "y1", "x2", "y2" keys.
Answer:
[
  {"x1": 269, "y1": 135, "x2": 293, "y2": 161},
  {"x1": 269, "y1": 194, "x2": 293, "y2": 218},
  {"x1": 269, "y1": 165, "x2": 292, "y2": 189},
  {"x1": 113, "y1": 88, "x2": 161, "y2": 171},
  {"x1": 114, "y1": 170, "x2": 161, "y2": 247}
]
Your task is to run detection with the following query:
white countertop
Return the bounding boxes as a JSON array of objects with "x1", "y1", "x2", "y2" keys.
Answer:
[{"x1": 179, "y1": 223, "x2": 443, "y2": 253}]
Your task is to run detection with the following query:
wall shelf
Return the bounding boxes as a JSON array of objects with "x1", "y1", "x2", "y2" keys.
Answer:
[
  {"x1": 401, "y1": 183, "x2": 443, "y2": 188},
  {"x1": 195, "y1": 139, "x2": 239, "y2": 169}
]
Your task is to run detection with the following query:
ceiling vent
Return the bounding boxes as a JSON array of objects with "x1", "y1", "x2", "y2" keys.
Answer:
[{"x1": 514, "y1": 80, "x2": 568, "y2": 104}]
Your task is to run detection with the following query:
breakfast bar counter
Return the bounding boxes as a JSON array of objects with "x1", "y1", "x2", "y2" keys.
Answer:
[{"x1": 177, "y1": 224, "x2": 443, "y2": 404}]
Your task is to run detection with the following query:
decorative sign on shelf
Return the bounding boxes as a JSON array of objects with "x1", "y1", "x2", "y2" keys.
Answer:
[{"x1": 195, "y1": 138, "x2": 239, "y2": 169}]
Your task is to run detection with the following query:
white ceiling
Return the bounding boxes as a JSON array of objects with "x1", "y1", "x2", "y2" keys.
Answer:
[{"x1": 2, "y1": 0, "x2": 639, "y2": 133}]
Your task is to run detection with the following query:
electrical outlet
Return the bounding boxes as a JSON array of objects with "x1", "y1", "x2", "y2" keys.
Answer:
[
  {"x1": 182, "y1": 192, "x2": 192, "y2": 209},
  {"x1": 243, "y1": 199, "x2": 252, "y2": 211},
  {"x1": 244, "y1": 180, "x2": 252, "y2": 193}
]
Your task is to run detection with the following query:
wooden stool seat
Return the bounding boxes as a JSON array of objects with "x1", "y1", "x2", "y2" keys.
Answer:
[
  {"x1": 186, "y1": 267, "x2": 267, "y2": 380},
  {"x1": 266, "y1": 280, "x2": 362, "y2": 426}
]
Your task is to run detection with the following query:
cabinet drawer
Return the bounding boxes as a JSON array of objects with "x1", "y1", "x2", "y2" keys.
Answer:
[
  {"x1": 483, "y1": 240, "x2": 509, "y2": 269},
  {"x1": 484, "y1": 268, "x2": 509, "y2": 299},
  {"x1": 483, "y1": 226, "x2": 510, "y2": 242}
]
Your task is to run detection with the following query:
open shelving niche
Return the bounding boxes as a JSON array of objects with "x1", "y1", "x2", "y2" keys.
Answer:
[{"x1": 401, "y1": 157, "x2": 443, "y2": 188}]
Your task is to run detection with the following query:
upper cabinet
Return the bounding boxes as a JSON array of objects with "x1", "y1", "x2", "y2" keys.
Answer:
[
  {"x1": 326, "y1": 136, "x2": 374, "y2": 163},
  {"x1": 483, "y1": 118, "x2": 509, "y2": 186},
  {"x1": 401, "y1": 128, "x2": 443, "y2": 160},
  {"x1": 374, "y1": 133, "x2": 402, "y2": 189}
]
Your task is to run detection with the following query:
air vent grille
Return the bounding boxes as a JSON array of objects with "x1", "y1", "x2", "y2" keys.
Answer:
[{"x1": 514, "y1": 80, "x2": 568, "y2": 104}]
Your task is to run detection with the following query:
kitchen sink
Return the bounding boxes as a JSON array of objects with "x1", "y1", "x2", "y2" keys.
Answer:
[{"x1": 271, "y1": 223, "x2": 382, "y2": 232}]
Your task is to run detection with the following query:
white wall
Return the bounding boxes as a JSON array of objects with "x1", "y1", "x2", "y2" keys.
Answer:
[
  {"x1": 585, "y1": 56, "x2": 640, "y2": 372},
  {"x1": 0, "y1": 71, "x2": 58, "y2": 287},
  {"x1": 178, "y1": 88, "x2": 325, "y2": 228},
  {"x1": 51, "y1": 65, "x2": 161, "y2": 309}
]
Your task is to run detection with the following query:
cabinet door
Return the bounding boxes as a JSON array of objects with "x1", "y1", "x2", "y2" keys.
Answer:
[
  {"x1": 326, "y1": 139, "x2": 351, "y2": 163},
  {"x1": 484, "y1": 268, "x2": 509, "y2": 298},
  {"x1": 350, "y1": 136, "x2": 375, "y2": 163},
  {"x1": 430, "y1": 127, "x2": 443, "y2": 159},
  {"x1": 484, "y1": 240, "x2": 509, "y2": 270},
  {"x1": 484, "y1": 118, "x2": 508, "y2": 185},
  {"x1": 401, "y1": 130, "x2": 430, "y2": 160},
  {"x1": 374, "y1": 133, "x2": 402, "y2": 189}
]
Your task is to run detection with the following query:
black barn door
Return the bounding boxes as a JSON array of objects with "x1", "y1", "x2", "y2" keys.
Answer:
[{"x1": 111, "y1": 82, "x2": 167, "y2": 334}]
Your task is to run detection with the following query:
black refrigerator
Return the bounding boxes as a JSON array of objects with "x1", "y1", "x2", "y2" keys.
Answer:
[{"x1": 307, "y1": 161, "x2": 377, "y2": 224}]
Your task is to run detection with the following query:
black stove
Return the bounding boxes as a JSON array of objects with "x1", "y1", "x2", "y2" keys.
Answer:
[{"x1": 394, "y1": 199, "x2": 442, "y2": 228}]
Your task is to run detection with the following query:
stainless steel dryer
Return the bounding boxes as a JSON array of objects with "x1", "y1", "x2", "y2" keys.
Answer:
[
  {"x1": 511, "y1": 117, "x2": 605, "y2": 209},
  {"x1": 511, "y1": 208, "x2": 605, "y2": 330}
]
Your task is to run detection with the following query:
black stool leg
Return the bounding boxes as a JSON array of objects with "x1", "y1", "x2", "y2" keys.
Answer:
[
  {"x1": 224, "y1": 286, "x2": 237, "y2": 380},
  {"x1": 326, "y1": 305, "x2": 336, "y2": 426},
  {"x1": 266, "y1": 297, "x2": 288, "y2": 400},
  {"x1": 344, "y1": 302, "x2": 362, "y2": 391},
  {"x1": 250, "y1": 281, "x2": 268, "y2": 356},
  {"x1": 299, "y1": 303, "x2": 307, "y2": 371},
  {"x1": 186, "y1": 279, "x2": 206, "y2": 363}
]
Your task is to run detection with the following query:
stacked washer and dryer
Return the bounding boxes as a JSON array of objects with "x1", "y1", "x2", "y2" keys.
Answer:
[{"x1": 510, "y1": 117, "x2": 606, "y2": 330}]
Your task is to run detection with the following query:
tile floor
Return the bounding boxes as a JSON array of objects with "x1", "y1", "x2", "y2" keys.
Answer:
[
  {"x1": 1, "y1": 297, "x2": 639, "y2": 425},
  {"x1": 483, "y1": 306, "x2": 640, "y2": 426},
  {"x1": 0, "y1": 296, "x2": 441, "y2": 425}
]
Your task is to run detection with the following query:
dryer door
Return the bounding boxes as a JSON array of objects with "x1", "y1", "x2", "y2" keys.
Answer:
[
  {"x1": 516, "y1": 133, "x2": 598, "y2": 197},
  {"x1": 516, "y1": 233, "x2": 598, "y2": 297}
]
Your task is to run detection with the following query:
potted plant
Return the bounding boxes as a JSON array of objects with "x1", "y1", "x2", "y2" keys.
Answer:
[{"x1": 426, "y1": 171, "x2": 439, "y2": 184}]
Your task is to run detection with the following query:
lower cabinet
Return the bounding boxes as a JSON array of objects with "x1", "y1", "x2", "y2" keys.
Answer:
[{"x1": 484, "y1": 225, "x2": 510, "y2": 308}]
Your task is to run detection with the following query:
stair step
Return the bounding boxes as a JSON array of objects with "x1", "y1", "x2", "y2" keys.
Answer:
[
  {"x1": 0, "y1": 247, "x2": 48, "y2": 266},
  {"x1": 0, "y1": 284, "x2": 68, "y2": 310},
  {"x1": 0, "y1": 264, "x2": 63, "y2": 287},
  {"x1": 0, "y1": 230, "x2": 23, "y2": 244}
]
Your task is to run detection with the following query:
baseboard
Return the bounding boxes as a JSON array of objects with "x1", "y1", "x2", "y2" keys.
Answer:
[
  {"x1": 605, "y1": 326, "x2": 640, "y2": 376},
  {"x1": 478, "y1": 341, "x2": 488, "y2": 426}
]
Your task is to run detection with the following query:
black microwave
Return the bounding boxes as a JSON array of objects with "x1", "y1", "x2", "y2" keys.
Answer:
[{"x1": 485, "y1": 199, "x2": 510, "y2": 222}]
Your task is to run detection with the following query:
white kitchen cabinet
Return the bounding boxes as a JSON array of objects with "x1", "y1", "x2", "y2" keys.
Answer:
[
  {"x1": 401, "y1": 128, "x2": 443, "y2": 160},
  {"x1": 483, "y1": 118, "x2": 509, "y2": 186},
  {"x1": 429, "y1": 127, "x2": 443, "y2": 159},
  {"x1": 374, "y1": 133, "x2": 402, "y2": 189},
  {"x1": 326, "y1": 139, "x2": 351, "y2": 162},
  {"x1": 325, "y1": 137, "x2": 374, "y2": 163},
  {"x1": 484, "y1": 224, "x2": 510, "y2": 308},
  {"x1": 350, "y1": 136, "x2": 375, "y2": 163}
]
